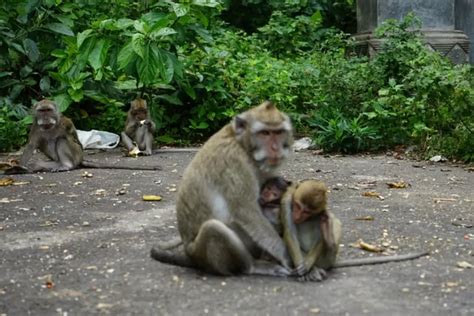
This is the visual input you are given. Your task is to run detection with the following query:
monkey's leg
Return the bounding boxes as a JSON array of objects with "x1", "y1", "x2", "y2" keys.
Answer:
[
  {"x1": 187, "y1": 219, "x2": 254, "y2": 276},
  {"x1": 315, "y1": 216, "x2": 342, "y2": 270},
  {"x1": 121, "y1": 132, "x2": 136, "y2": 152},
  {"x1": 143, "y1": 130, "x2": 153, "y2": 156}
]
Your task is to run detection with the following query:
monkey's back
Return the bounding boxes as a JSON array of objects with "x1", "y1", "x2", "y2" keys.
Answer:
[{"x1": 176, "y1": 124, "x2": 260, "y2": 245}]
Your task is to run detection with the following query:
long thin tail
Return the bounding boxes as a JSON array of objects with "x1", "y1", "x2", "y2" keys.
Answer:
[
  {"x1": 81, "y1": 160, "x2": 162, "y2": 170},
  {"x1": 334, "y1": 251, "x2": 429, "y2": 268},
  {"x1": 150, "y1": 247, "x2": 195, "y2": 268}
]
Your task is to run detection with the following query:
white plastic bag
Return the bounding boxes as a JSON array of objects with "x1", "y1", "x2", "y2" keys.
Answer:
[{"x1": 77, "y1": 129, "x2": 120, "y2": 149}]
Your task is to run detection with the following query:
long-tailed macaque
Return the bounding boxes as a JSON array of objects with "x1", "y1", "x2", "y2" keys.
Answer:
[
  {"x1": 5, "y1": 99, "x2": 161, "y2": 174},
  {"x1": 121, "y1": 98, "x2": 155, "y2": 156},
  {"x1": 151, "y1": 101, "x2": 294, "y2": 276},
  {"x1": 281, "y1": 180, "x2": 341, "y2": 281},
  {"x1": 19, "y1": 99, "x2": 84, "y2": 172},
  {"x1": 258, "y1": 177, "x2": 292, "y2": 235},
  {"x1": 281, "y1": 180, "x2": 429, "y2": 281}
]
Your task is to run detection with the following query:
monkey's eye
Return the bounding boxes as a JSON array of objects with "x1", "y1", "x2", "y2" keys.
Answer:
[{"x1": 258, "y1": 130, "x2": 270, "y2": 136}]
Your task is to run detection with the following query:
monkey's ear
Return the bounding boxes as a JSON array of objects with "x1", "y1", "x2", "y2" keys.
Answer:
[{"x1": 232, "y1": 115, "x2": 247, "y2": 135}]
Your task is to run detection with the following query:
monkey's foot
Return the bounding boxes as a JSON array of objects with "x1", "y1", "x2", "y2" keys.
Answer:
[{"x1": 297, "y1": 267, "x2": 327, "y2": 282}]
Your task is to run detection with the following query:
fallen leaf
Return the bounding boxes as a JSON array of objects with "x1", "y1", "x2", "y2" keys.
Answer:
[
  {"x1": 362, "y1": 191, "x2": 385, "y2": 200},
  {"x1": 386, "y1": 181, "x2": 410, "y2": 189},
  {"x1": 0, "y1": 177, "x2": 14, "y2": 186},
  {"x1": 457, "y1": 261, "x2": 473, "y2": 269},
  {"x1": 354, "y1": 216, "x2": 374, "y2": 221},
  {"x1": 434, "y1": 198, "x2": 457, "y2": 203},
  {"x1": 351, "y1": 239, "x2": 383, "y2": 253},
  {"x1": 143, "y1": 195, "x2": 162, "y2": 201}
]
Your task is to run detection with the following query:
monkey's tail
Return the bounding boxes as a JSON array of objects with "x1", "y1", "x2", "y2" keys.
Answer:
[
  {"x1": 334, "y1": 251, "x2": 429, "y2": 268},
  {"x1": 81, "y1": 160, "x2": 162, "y2": 171},
  {"x1": 150, "y1": 247, "x2": 195, "y2": 268},
  {"x1": 156, "y1": 237, "x2": 183, "y2": 250}
]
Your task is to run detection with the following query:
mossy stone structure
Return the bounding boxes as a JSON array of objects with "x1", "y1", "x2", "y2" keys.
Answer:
[{"x1": 355, "y1": 0, "x2": 473, "y2": 64}]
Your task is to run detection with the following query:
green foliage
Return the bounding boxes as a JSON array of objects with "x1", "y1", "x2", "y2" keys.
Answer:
[
  {"x1": 308, "y1": 113, "x2": 379, "y2": 153},
  {"x1": 0, "y1": 105, "x2": 28, "y2": 152}
]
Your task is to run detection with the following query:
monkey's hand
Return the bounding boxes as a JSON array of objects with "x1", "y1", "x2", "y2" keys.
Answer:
[
  {"x1": 294, "y1": 262, "x2": 308, "y2": 277},
  {"x1": 297, "y1": 267, "x2": 327, "y2": 282}
]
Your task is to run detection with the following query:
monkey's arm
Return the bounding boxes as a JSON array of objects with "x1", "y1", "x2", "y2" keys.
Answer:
[
  {"x1": 146, "y1": 119, "x2": 156, "y2": 133},
  {"x1": 280, "y1": 191, "x2": 305, "y2": 272},
  {"x1": 334, "y1": 251, "x2": 429, "y2": 268},
  {"x1": 303, "y1": 212, "x2": 336, "y2": 270},
  {"x1": 19, "y1": 142, "x2": 36, "y2": 166},
  {"x1": 124, "y1": 117, "x2": 138, "y2": 136}
]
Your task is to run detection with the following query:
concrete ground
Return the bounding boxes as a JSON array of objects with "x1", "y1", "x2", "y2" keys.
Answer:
[{"x1": 0, "y1": 149, "x2": 472, "y2": 315}]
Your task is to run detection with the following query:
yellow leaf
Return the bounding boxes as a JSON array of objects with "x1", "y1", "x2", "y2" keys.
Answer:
[
  {"x1": 354, "y1": 215, "x2": 374, "y2": 221},
  {"x1": 143, "y1": 195, "x2": 162, "y2": 201},
  {"x1": 0, "y1": 177, "x2": 14, "y2": 186},
  {"x1": 351, "y1": 239, "x2": 383, "y2": 253},
  {"x1": 387, "y1": 181, "x2": 410, "y2": 189}
]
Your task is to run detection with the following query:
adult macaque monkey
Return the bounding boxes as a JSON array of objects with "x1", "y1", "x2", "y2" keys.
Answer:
[
  {"x1": 281, "y1": 180, "x2": 428, "y2": 282},
  {"x1": 5, "y1": 99, "x2": 161, "y2": 174},
  {"x1": 121, "y1": 98, "x2": 155, "y2": 156},
  {"x1": 151, "y1": 101, "x2": 294, "y2": 276},
  {"x1": 18, "y1": 99, "x2": 84, "y2": 172}
]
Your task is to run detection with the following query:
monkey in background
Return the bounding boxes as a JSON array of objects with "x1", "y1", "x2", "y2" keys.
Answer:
[
  {"x1": 17, "y1": 99, "x2": 84, "y2": 173},
  {"x1": 4, "y1": 99, "x2": 161, "y2": 174},
  {"x1": 121, "y1": 98, "x2": 155, "y2": 156}
]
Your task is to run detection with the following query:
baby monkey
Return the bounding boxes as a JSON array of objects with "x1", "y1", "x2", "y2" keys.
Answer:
[
  {"x1": 258, "y1": 177, "x2": 291, "y2": 235},
  {"x1": 259, "y1": 178, "x2": 339, "y2": 281}
]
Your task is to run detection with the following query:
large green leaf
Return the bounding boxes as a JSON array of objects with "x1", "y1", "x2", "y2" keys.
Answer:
[
  {"x1": 137, "y1": 45, "x2": 159, "y2": 85},
  {"x1": 151, "y1": 45, "x2": 173, "y2": 84},
  {"x1": 115, "y1": 18, "x2": 134, "y2": 29},
  {"x1": 45, "y1": 23, "x2": 74, "y2": 36},
  {"x1": 117, "y1": 41, "x2": 135, "y2": 70},
  {"x1": 172, "y1": 3, "x2": 189, "y2": 17},
  {"x1": 23, "y1": 38, "x2": 39, "y2": 62},
  {"x1": 152, "y1": 27, "x2": 177, "y2": 38},
  {"x1": 88, "y1": 39, "x2": 110, "y2": 71},
  {"x1": 53, "y1": 94, "x2": 72, "y2": 112},
  {"x1": 77, "y1": 29, "x2": 93, "y2": 48},
  {"x1": 132, "y1": 33, "x2": 145, "y2": 58}
]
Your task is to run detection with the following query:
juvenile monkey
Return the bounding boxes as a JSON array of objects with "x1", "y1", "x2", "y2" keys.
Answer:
[
  {"x1": 281, "y1": 180, "x2": 429, "y2": 281},
  {"x1": 151, "y1": 101, "x2": 294, "y2": 276},
  {"x1": 281, "y1": 180, "x2": 340, "y2": 281},
  {"x1": 5, "y1": 99, "x2": 161, "y2": 174},
  {"x1": 121, "y1": 98, "x2": 155, "y2": 156}
]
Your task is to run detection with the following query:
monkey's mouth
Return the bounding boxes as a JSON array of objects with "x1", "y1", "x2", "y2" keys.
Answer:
[
  {"x1": 40, "y1": 124, "x2": 54, "y2": 130},
  {"x1": 266, "y1": 158, "x2": 280, "y2": 166}
]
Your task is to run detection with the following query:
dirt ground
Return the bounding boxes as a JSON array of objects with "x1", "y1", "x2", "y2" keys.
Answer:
[{"x1": 0, "y1": 148, "x2": 472, "y2": 316}]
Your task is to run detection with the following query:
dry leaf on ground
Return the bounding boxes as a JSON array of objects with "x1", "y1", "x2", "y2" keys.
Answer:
[
  {"x1": 143, "y1": 195, "x2": 162, "y2": 201},
  {"x1": 386, "y1": 181, "x2": 410, "y2": 189},
  {"x1": 354, "y1": 216, "x2": 375, "y2": 221},
  {"x1": 351, "y1": 239, "x2": 384, "y2": 253},
  {"x1": 362, "y1": 191, "x2": 385, "y2": 200},
  {"x1": 0, "y1": 177, "x2": 14, "y2": 186}
]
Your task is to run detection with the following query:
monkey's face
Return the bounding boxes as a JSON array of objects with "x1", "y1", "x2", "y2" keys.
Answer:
[
  {"x1": 35, "y1": 102, "x2": 58, "y2": 130},
  {"x1": 260, "y1": 184, "x2": 283, "y2": 204},
  {"x1": 132, "y1": 109, "x2": 147, "y2": 121},
  {"x1": 292, "y1": 200, "x2": 314, "y2": 224}
]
